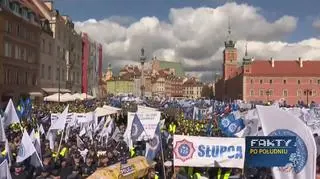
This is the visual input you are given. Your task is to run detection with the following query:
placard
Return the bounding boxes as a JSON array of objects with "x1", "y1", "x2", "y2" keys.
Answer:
[
  {"x1": 173, "y1": 135, "x2": 245, "y2": 168},
  {"x1": 245, "y1": 136, "x2": 296, "y2": 167}
]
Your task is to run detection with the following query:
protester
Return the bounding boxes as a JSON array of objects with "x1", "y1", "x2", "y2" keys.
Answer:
[{"x1": 1, "y1": 96, "x2": 319, "y2": 179}]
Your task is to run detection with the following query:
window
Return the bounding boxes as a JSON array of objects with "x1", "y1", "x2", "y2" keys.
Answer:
[
  {"x1": 4, "y1": 42, "x2": 10, "y2": 57},
  {"x1": 297, "y1": 90, "x2": 302, "y2": 96},
  {"x1": 310, "y1": 80, "x2": 312, "y2": 84},
  {"x1": 269, "y1": 79, "x2": 273, "y2": 84},
  {"x1": 48, "y1": 66, "x2": 51, "y2": 80},
  {"x1": 15, "y1": 45, "x2": 19, "y2": 59},
  {"x1": 48, "y1": 42, "x2": 52, "y2": 54},
  {"x1": 56, "y1": 68, "x2": 60, "y2": 80},
  {"x1": 318, "y1": 79, "x2": 320, "y2": 85},
  {"x1": 21, "y1": 48, "x2": 25, "y2": 61},
  {"x1": 283, "y1": 79, "x2": 287, "y2": 84},
  {"x1": 17, "y1": 24, "x2": 20, "y2": 35},
  {"x1": 297, "y1": 80, "x2": 301, "y2": 85},
  {"x1": 259, "y1": 89, "x2": 264, "y2": 96},
  {"x1": 283, "y1": 90, "x2": 288, "y2": 97},
  {"x1": 16, "y1": 71, "x2": 18, "y2": 85},
  {"x1": 250, "y1": 79, "x2": 253, "y2": 84},
  {"x1": 260, "y1": 79, "x2": 263, "y2": 84},
  {"x1": 62, "y1": 69, "x2": 65, "y2": 81},
  {"x1": 312, "y1": 90, "x2": 317, "y2": 97},
  {"x1": 41, "y1": 64, "x2": 45, "y2": 78},
  {"x1": 267, "y1": 89, "x2": 273, "y2": 96},
  {"x1": 25, "y1": 72, "x2": 28, "y2": 85},
  {"x1": 72, "y1": 72, "x2": 75, "y2": 81},
  {"x1": 4, "y1": 20, "x2": 9, "y2": 33},
  {"x1": 3, "y1": 0, "x2": 9, "y2": 7},
  {"x1": 250, "y1": 89, "x2": 254, "y2": 96},
  {"x1": 57, "y1": 46, "x2": 60, "y2": 58},
  {"x1": 42, "y1": 39, "x2": 45, "y2": 52}
]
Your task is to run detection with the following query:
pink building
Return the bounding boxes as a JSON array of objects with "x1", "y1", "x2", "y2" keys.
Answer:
[
  {"x1": 81, "y1": 33, "x2": 89, "y2": 93},
  {"x1": 215, "y1": 38, "x2": 320, "y2": 105}
]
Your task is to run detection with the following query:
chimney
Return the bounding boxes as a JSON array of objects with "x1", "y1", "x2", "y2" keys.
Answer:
[
  {"x1": 270, "y1": 57, "x2": 274, "y2": 67},
  {"x1": 298, "y1": 57, "x2": 303, "y2": 68}
]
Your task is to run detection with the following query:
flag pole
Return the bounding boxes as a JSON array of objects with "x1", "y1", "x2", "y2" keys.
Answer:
[
  {"x1": 56, "y1": 124, "x2": 66, "y2": 162},
  {"x1": 159, "y1": 130, "x2": 167, "y2": 179}
]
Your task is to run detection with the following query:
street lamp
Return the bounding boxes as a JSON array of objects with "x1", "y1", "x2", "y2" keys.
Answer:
[
  {"x1": 140, "y1": 48, "x2": 146, "y2": 98},
  {"x1": 58, "y1": 54, "x2": 61, "y2": 103},
  {"x1": 304, "y1": 89, "x2": 312, "y2": 106},
  {"x1": 265, "y1": 90, "x2": 271, "y2": 103}
]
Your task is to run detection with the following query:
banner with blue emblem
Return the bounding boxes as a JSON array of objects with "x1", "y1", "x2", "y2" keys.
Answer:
[
  {"x1": 256, "y1": 105, "x2": 316, "y2": 179},
  {"x1": 173, "y1": 135, "x2": 245, "y2": 168},
  {"x1": 245, "y1": 136, "x2": 296, "y2": 167}
]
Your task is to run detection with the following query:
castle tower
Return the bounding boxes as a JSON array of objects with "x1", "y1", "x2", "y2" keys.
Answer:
[
  {"x1": 105, "y1": 64, "x2": 113, "y2": 80},
  {"x1": 223, "y1": 19, "x2": 238, "y2": 80}
]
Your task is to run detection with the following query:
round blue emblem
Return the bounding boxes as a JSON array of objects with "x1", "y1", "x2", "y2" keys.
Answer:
[
  {"x1": 178, "y1": 144, "x2": 190, "y2": 157},
  {"x1": 131, "y1": 124, "x2": 138, "y2": 137},
  {"x1": 228, "y1": 123, "x2": 237, "y2": 133},
  {"x1": 269, "y1": 129, "x2": 307, "y2": 174},
  {"x1": 221, "y1": 118, "x2": 230, "y2": 128},
  {"x1": 18, "y1": 145, "x2": 25, "y2": 157}
]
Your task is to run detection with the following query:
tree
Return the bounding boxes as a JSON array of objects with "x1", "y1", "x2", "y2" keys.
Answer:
[{"x1": 201, "y1": 85, "x2": 214, "y2": 98}]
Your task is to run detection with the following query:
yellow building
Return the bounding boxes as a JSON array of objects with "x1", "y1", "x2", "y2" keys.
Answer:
[
  {"x1": 183, "y1": 77, "x2": 203, "y2": 99},
  {"x1": 105, "y1": 77, "x2": 134, "y2": 95}
]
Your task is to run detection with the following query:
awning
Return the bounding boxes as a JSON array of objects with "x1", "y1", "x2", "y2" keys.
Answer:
[
  {"x1": 42, "y1": 88, "x2": 71, "y2": 93},
  {"x1": 29, "y1": 92, "x2": 43, "y2": 97}
]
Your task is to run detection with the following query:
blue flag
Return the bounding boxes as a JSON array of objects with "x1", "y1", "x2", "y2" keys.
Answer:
[
  {"x1": 219, "y1": 112, "x2": 245, "y2": 137},
  {"x1": 131, "y1": 114, "x2": 144, "y2": 142},
  {"x1": 146, "y1": 123, "x2": 161, "y2": 161}
]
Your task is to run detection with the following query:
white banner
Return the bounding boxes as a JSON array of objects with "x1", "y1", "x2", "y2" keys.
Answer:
[
  {"x1": 173, "y1": 135, "x2": 245, "y2": 168},
  {"x1": 51, "y1": 112, "x2": 93, "y2": 124},
  {"x1": 125, "y1": 111, "x2": 161, "y2": 140},
  {"x1": 50, "y1": 113, "x2": 59, "y2": 124}
]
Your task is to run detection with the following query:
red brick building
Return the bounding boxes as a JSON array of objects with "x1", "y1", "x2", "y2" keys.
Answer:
[{"x1": 215, "y1": 38, "x2": 320, "y2": 105}]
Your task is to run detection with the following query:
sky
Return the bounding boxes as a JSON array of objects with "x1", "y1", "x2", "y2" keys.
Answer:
[{"x1": 54, "y1": 0, "x2": 320, "y2": 81}]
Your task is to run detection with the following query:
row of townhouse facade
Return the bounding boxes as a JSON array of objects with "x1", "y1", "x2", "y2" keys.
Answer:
[
  {"x1": 0, "y1": 0, "x2": 103, "y2": 107},
  {"x1": 103, "y1": 64, "x2": 203, "y2": 99}
]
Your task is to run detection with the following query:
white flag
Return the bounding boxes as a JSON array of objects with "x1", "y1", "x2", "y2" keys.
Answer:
[
  {"x1": 3, "y1": 99, "x2": 20, "y2": 128},
  {"x1": 0, "y1": 160, "x2": 12, "y2": 179},
  {"x1": 49, "y1": 105, "x2": 69, "y2": 130},
  {"x1": 0, "y1": 118, "x2": 6, "y2": 142},
  {"x1": 256, "y1": 105, "x2": 316, "y2": 179},
  {"x1": 16, "y1": 130, "x2": 37, "y2": 163}
]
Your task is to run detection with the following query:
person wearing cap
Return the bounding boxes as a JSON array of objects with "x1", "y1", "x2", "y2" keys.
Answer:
[
  {"x1": 59, "y1": 159, "x2": 72, "y2": 179},
  {"x1": 66, "y1": 166, "x2": 82, "y2": 179},
  {"x1": 50, "y1": 169, "x2": 61, "y2": 179},
  {"x1": 81, "y1": 155, "x2": 96, "y2": 178},
  {"x1": 11, "y1": 162, "x2": 28, "y2": 179},
  {"x1": 164, "y1": 161, "x2": 173, "y2": 178},
  {"x1": 35, "y1": 166, "x2": 51, "y2": 179}
]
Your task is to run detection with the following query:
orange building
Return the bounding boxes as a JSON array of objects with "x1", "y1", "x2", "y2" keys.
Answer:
[{"x1": 215, "y1": 36, "x2": 320, "y2": 105}]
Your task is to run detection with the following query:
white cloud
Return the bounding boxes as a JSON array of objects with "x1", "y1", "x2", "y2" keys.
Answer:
[
  {"x1": 75, "y1": 2, "x2": 320, "y2": 81},
  {"x1": 312, "y1": 18, "x2": 320, "y2": 30}
]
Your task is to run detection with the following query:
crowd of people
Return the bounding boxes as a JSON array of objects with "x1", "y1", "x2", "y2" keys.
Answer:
[{"x1": 1, "y1": 96, "x2": 319, "y2": 179}]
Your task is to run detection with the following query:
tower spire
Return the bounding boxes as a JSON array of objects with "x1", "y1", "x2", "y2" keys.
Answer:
[
  {"x1": 224, "y1": 16, "x2": 235, "y2": 48},
  {"x1": 245, "y1": 42, "x2": 248, "y2": 56},
  {"x1": 228, "y1": 16, "x2": 231, "y2": 38}
]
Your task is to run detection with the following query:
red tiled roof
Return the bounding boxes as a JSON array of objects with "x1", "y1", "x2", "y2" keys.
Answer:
[{"x1": 248, "y1": 60, "x2": 320, "y2": 77}]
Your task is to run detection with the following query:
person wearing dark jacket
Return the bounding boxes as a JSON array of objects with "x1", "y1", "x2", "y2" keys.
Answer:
[{"x1": 11, "y1": 163, "x2": 29, "y2": 179}]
